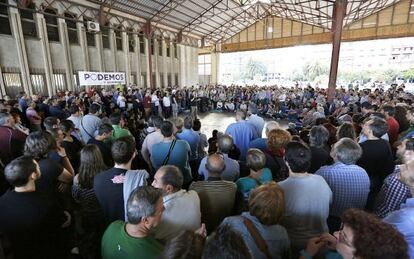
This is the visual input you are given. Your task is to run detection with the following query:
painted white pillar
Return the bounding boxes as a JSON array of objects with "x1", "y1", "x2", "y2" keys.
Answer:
[
  {"x1": 110, "y1": 29, "x2": 117, "y2": 71},
  {"x1": 10, "y1": 8, "x2": 32, "y2": 95},
  {"x1": 0, "y1": 66, "x2": 6, "y2": 98},
  {"x1": 144, "y1": 38, "x2": 151, "y2": 88},
  {"x1": 162, "y1": 39, "x2": 168, "y2": 88},
  {"x1": 211, "y1": 52, "x2": 220, "y2": 84},
  {"x1": 178, "y1": 44, "x2": 186, "y2": 87},
  {"x1": 58, "y1": 18, "x2": 74, "y2": 90},
  {"x1": 95, "y1": 30, "x2": 104, "y2": 72},
  {"x1": 134, "y1": 34, "x2": 142, "y2": 87},
  {"x1": 35, "y1": 13, "x2": 54, "y2": 96},
  {"x1": 122, "y1": 32, "x2": 131, "y2": 85},
  {"x1": 170, "y1": 41, "x2": 175, "y2": 86},
  {"x1": 154, "y1": 38, "x2": 160, "y2": 88},
  {"x1": 77, "y1": 21, "x2": 89, "y2": 71}
]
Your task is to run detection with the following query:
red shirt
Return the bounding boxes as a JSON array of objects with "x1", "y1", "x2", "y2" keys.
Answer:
[
  {"x1": 143, "y1": 96, "x2": 151, "y2": 109},
  {"x1": 387, "y1": 117, "x2": 400, "y2": 146}
]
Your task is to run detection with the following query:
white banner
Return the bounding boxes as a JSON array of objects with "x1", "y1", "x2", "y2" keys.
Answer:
[{"x1": 78, "y1": 71, "x2": 126, "y2": 86}]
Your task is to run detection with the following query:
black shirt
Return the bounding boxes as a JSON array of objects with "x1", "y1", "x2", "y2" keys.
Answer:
[
  {"x1": 0, "y1": 190, "x2": 66, "y2": 259},
  {"x1": 37, "y1": 158, "x2": 64, "y2": 193},
  {"x1": 88, "y1": 138, "x2": 113, "y2": 167},
  {"x1": 309, "y1": 146, "x2": 333, "y2": 174},
  {"x1": 93, "y1": 167, "x2": 127, "y2": 224},
  {"x1": 357, "y1": 139, "x2": 395, "y2": 189},
  {"x1": 62, "y1": 138, "x2": 83, "y2": 173}
]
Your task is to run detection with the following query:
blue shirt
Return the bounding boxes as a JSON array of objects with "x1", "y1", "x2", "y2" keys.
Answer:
[
  {"x1": 249, "y1": 138, "x2": 267, "y2": 152},
  {"x1": 222, "y1": 212, "x2": 291, "y2": 259},
  {"x1": 177, "y1": 129, "x2": 200, "y2": 161},
  {"x1": 151, "y1": 140, "x2": 192, "y2": 184},
  {"x1": 316, "y1": 162, "x2": 370, "y2": 217},
  {"x1": 384, "y1": 198, "x2": 414, "y2": 259},
  {"x1": 198, "y1": 154, "x2": 240, "y2": 182},
  {"x1": 375, "y1": 166, "x2": 412, "y2": 218},
  {"x1": 236, "y1": 168, "x2": 272, "y2": 201},
  {"x1": 225, "y1": 120, "x2": 258, "y2": 161},
  {"x1": 247, "y1": 114, "x2": 265, "y2": 137}
]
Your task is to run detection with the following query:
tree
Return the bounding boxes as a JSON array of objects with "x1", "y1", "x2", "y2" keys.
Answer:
[
  {"x1": 242, "y1": 58, "x2": 267, "y2": 80},
  {"x1": 404, "y1": 68, "x2": 414, "y2": 81},
  {"x1": 302, "y1": 60, "x2": 328, "y2": 82}
]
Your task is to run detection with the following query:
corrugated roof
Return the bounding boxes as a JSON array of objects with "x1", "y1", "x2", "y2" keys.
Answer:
[{"x1": 103, "y1": 0, "x2": 401, "y2": 44}]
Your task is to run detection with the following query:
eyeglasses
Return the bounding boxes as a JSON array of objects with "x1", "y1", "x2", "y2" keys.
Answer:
[{"x1": 338, "y1": 223, "x2": 353, "y2": 247}]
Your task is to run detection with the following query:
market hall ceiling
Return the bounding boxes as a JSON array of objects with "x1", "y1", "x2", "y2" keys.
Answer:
[{"x1": 92, "y1": 0, "x2": 401, "y2": 44}]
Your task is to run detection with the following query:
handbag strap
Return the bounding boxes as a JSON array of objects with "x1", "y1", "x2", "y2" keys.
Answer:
[
  {"x1": 162, "y1": 139, "x2": 176, "y2": 166},
  {"x1": 242, "y1": 216, "x2": 272, "y2": 259}
]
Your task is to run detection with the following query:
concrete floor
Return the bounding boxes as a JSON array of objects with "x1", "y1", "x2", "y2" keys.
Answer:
[{"x1": 195, "y1": 111, "x2": 288, "y2": 139}]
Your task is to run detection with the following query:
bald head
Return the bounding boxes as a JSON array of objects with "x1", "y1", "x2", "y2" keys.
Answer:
[
  {"x1": 218, "y1": 134, "x2": 233, "y2": 154},
  {"x1": 205, "y1": 153, "x2": 225, "y2": 176}
]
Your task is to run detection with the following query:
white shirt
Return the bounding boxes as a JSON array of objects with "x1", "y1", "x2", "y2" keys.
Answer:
[
  {"x1": 152, "y1": 189, "x2": 201, "y2": 242},
  {"x1": 141, "y1": 130, "x2": 164, "y2": 164},
  {"x1": 163, "y1": 96, "x2": 171, "y2": 107},
  {"x1": 151, "y1": 95, "x2": 159, "y2": 106},
  {"x1": 117, "y1": 95, "x2": 126, "y2": 108}
]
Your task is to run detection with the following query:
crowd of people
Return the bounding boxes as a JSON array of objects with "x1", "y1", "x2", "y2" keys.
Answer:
[{"x1": 0, "y1": 82, "x2": 413, "y2": 259}]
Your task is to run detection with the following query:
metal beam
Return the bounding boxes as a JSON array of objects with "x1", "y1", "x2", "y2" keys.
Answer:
[{"x1": 327, "y1": 0, "x2": 347, "y2": 102}]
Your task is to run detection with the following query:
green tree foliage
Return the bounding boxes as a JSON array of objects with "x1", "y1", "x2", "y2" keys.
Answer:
[
  {"x1": 302, "y1": 60, "x2": 328, "y2": 81},
  {"x1": 404, "y1": 68, "x2": 414, "y2": 81},
  {"x1": 242, "y1": 58, "x2": 267, "y2": 80}
]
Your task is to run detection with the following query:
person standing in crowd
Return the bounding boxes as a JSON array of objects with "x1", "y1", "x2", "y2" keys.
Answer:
[
  {"x1": 278, "y1": 141, "x2": 332, "y2": 254},
  {"x1": 141, "y1": 116, "x2": 164, "y2": 169},
  {"x1": 198, "y1": 134, "x2": 240, "y2": 181},
  {"x1": 0, "y1": 156, "x2": 71, "y2": 259},
  {"x1": 300, "y1": 209, "x2": 408, "y2": 259},
  {"x1": 109, "y1": 112, "x2": 132, "y2": 141},
  {"x1": 384, "y1": 158, "x2": 414, "y2": 258},
  {"x1": 225, "y1": 111, "x2": 258, "y2": 161},
  {"x1": 59, "y1": 120, "x2": 83, "y2": 173},
  {"x1": 151, "y1": 120, "x2": 192, "y2": 187},
  {"x1": 93, "y1": 136, "x2": 137, "y2": 224},
  {"x1": 316, "y1": 138, "x2": 370, "y2": 232},
  {"x1": 382, "y1": 105, "x2": 400, "y2": 147},
  {"x1": 236, "y1": 149, "x2": 273, "y2": 203},
  {"x1": 101, "y1": 186, "x2": 164, "y2": 259},
  {"x1": 357, "y1": 117, "x2": 395, "y2": 210},
  {"x1": 375, "y1": 138, "x2": 414, "y2": 218},
  {"x1": 143, "y1": 90, "x2": 152, "y2": 120},
  {"x1": 72, "y1": 144, "x2": 107, "y2": 259},
  {"x1": 221, "y1": 182, "x2": 291, "y2": 259},
  {"x1": 176, "y1": 116, "x2": 200, "y2": 178},
  {"x1": 308, "y1": 125, "x2": 332, "y2": 174},
  {"x1": 163, "y1": 91, "x2": 172, "y2": 118},
  {"x1": 24, "y1": 131, "x2": 73, "y2": 194},
  {"x1": 249, "y1": 121, "x2": 280, "y2": 152},
  {"x1": 80, "y1": 103, "x2": 102, "y2": 143},
  {"x1": 193, "y1": 119, "x2": 208, "y2": 160},
  {"x1": 190, "y1": 153, "x2": 237, "y2": 233},
  {"x1": 0, "y1": 112, "x2": 27, "y2": 165},
  {"x1": 25, "y1": 100, "x2": 42, "y2": 132},
  {"x1": 67, "y1": 105, "x2": 83, "y2": 140},
  {"x1": 264, "y1": 129, "x2": 291, "y2": 181},
  {"x1": 247, "y1": 110, "x2": 265, "y2": 137},
  {"x1": 151, "y1": 165, "x2": 201, "y2": 243},
  {"x1": 88, "y1": 123, "x2": 114, "y2": 167}
]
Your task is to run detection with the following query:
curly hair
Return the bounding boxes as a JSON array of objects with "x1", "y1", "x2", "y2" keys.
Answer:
[
  {"x1": 341, "y1": 209, "x2": 408, "y2": 259},
  {"x1": 267, "y1": 129, "x2": 292, "y2": 154}
]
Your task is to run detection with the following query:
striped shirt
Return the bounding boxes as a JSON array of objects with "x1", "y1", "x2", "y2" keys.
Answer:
[{"x1": 189, "y1": 179, "x2": 237, "y2": 233}]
